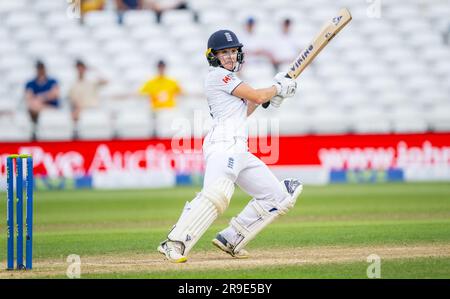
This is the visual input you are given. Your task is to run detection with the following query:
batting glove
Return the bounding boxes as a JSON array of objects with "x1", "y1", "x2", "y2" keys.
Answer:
[
  {"x1": 273, "y1": 72, "x2": 297, "y2": 98},
  {"x1": 270, "y1": 95, "x2": 284, "y2": 108}
]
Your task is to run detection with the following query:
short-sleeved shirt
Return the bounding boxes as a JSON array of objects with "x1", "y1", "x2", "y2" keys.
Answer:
[
  {"x1": 204, "y1": 66, "x2": 248, "y2": 143},
  {"x1": 68, "y1": 79, "x2": 102, "y2": 109},
  {"x1": 121, "y1": 0, "x2": 139, "y2": 9},
  {"x1": 25, "y1": 77, "x2": 59, "y2": 107},
  {"x1": 139, "y1": 76, "x2": 181, "y2": 110},
  {"x1": 81, "y1": 0, "x2": 105, "y2": 13}
]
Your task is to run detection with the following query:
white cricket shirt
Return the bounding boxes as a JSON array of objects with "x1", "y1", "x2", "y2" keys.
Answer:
[{"x1": 204, "y1": 66, "x2": 248, "y2": 145}]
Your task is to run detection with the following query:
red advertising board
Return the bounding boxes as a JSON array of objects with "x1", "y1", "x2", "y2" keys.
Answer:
[{"x1": 1, "y1": 133, "x2": 449, "y2": 177}]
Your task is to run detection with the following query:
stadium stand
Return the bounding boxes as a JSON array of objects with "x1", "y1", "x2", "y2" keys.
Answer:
[{"x1": 0, "y1": 0, "x2": 448, "y2": 141}]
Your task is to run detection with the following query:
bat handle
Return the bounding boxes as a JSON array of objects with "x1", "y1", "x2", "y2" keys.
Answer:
[
  {"x1": 262, "y1": 101, "x2": 270, "y2": 108},
  {"x1": 262, "y1": 73, "x2": 292, "y2": 109}
]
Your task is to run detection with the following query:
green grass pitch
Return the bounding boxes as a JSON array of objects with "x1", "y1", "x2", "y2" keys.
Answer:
[{"x1": 1, "y1": 182, "x2": 449, "y2": 278}]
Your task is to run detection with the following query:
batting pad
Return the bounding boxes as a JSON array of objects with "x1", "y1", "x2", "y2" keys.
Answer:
[
  {"x1": 231, "y1": 180, "x2": 302, "y2": 253},
  {"x1": 168, "y1": 178, "x2": 234, "y2": 255}
]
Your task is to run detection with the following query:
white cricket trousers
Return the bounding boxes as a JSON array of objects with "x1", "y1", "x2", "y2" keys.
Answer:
[{"x1": 202, "y1": 138, "x2": 288, "y2": 245}]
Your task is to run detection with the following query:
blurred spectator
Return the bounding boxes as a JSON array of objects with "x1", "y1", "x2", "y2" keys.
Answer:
[
  {"x1": 116, "y1": 0, "x2": 144, "y2": 24},
  {"x1": 68, "y1": 60, "x2": 108, "y2": 121},
  {"x1": 25, "y1": 61, "x2": 60, "y2": 123},
  {"x1": 116, "y1": 0, "x2": 143, "y2": 10},
  {"x1": 239, "y1": 17, "x2": 276, "y2": 67},
  {"x1": 270, "y1": 18, "x2": 299, "y2": 72},
  {"x1": 80, "y1": 0, "x2": 106, "y2": 24},
  {"x1": 139, "y1": 60, "x2": 182, "y2": 110},
  {"x1": 81, "y1": 0, "x2": 106, "y2": 15},
  {"x1": 445, "y1": 23, "x2": 450, "y2": 44},
  {"x1": 144, "y1": 0, "x2": 191, "y2": 23}
]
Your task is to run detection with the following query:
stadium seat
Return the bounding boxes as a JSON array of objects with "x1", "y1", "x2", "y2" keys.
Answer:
[
  {"x1": 421, "y1": 89, "x2": 449, "y2": 106},
  {"x1": 188, "y1": 0, "x2": 217, "y2": 11},
  {"x1": 154, "y1": 109, "x2": 192, "y2": 138},
  {"x1": 381, "y1": 46, "x2": 415, "y2": 65},
  {"x1": 392, "y1": 62, "x2": 428, "y2": 78},
  {"x1": 178, "y1": 96, "x2": 207, "y2": 114},
  {"x1": 0, "y1": 99, "x2": 16, "y2": 114},
  {"x1": 386, "y1": 5, "x2": 420, "y2": 20},
  {"x1": 14, "y1": 27, "x2": 48, "y2": 44},
  {"x1": 32, "y1": 0, "x2": 66, "y2": 13},
  {"x1": 53, "y1": 25, "x2": 88, "y2": 42},
  {"x1": 129, "y1": 25, "x2": 165, "y2": 42},
  {"x1": 114, "y1": 109, "x2": 153, "y2": 139},
  {"x1": 160, "y1": 10, "x2": 195, "y2": 26},
  {"x1": 64, "y1": 39, "x2": 98, "y2": 57},
  {"x1": 0, "y1": 55, "x2": 31, "y2": 71},
  {"x1": 123, "y1": 67, "x2": 152, "y2": 84},
  {"x1": 0, "y1": 112, "x2": 33, "y2": 141},
  {"x1": 376, "y1": 90, "x2": 410, "y2": 109},
  {"x1": 407, "y1": 32, "x2": 443, "y2": 49},
  {"x1": 359, "y1": 19, "x2": 392, "y2": 37},
  {"x1": 427, "y1": 2, "x2": 450, "y2": 19},
  {"x1": 76, "y1": 109, "x2": 114, "y2": 140},
  {"x1": 36, "y1": 110, "x2": 74, "y2": 141},
  {"x1": 4, "y1": 11, "x2": 39, "y2": 29},
  {"x1": 44, "y1": 55, "x2": 72, "y2": 73},
  {"x1": 98, "y1": 82, "x2": 130, "y2": 100},
  {"x1": 354, "y1": 61, "x2": 386, "y2": 78},
  {"x1": 341, "y1": 47, "x2": 375, "y2": 65},
  {"x1": 0, "y1": 0, "x2": 448, "y2": 138},
  {"x1": 370, "y1": 32, "x2": 403, "y2": 50},
  {"x1": 167, "y1": 66, "x2": 193, "y2": 82},
  {"x1": 421, "y1": 47, "x2": 450, "y2": 65},
  {"x1": 314, "y1": 109, "x2": 352, "y2": 134},
  {"x1": 4, "y1": 68, "x2": 34, "y2": 88},
  {"x1": 235, "y1": 8, "x2": 270, "y2": 24},
  {"x1": 0, "y1": 41, "x2": 19, "y2": 58},
  {"x1": 366, "y1": 76, "x2": 399, "y2": 94},
  {"x1": 327, "y1": 77, "x2": 361, "y2": 95},
  {"x1": 199, "y1": 9, "x2": 232, "y2": 26},
  {"x1": 24, "y1": 41, "x2": 60, "y2": 58},
  {"x1": 0, "y1": 0, "x2": 26, "y2": 13},
  {"x1": 276, "y1": 110, "x2": 311, "y2": 135},
  {"x1": 433, "y1": 60, "x2": 450, "y2": 77},
  {"x1": 45, "y1": 12, "x2": 79, "y2": 29},
  {"x1": 114, "y1": 54, "x2": 148, "y2": 71},
  {"x1": 122, "y1": 10, "x2": 156, "y2": 27},
  {"x1": 141, "y1": 39, "x2": 173, "y2": 56},
  {"x1": 388, "y1": 107, "x2": 428, "y2": 133},
  {"x1": 337, "y1": 91, "x2": 371, "y2": 110},
  {"x1": 405, "y1": 75, "x2": 442, "y2": 93},
  {"x1": 103, "y1": 40, "x2": 136, "y2": 56},
  {"x1": 83, "y1": 11, "x2": 117, "y2": 27},
  {"x1": 272, "y1": 7, "x2": 307, "y2": 25},
  {"x1": 91, "y1": 26, "x2": 126, "y2": 42},
  {"x1": 187, "y1": 108, "x2": 213, "y2": 137},
  {"x1": 80, "y1": 53, "x2": 108, "y2": 69},
  {"x1": 169, "y1": 23, "x2": 204, "y2": 40},
  {"x1": 180, "y1": 80, "x2": 203, "y2": 96},
  {"x1": 241, "y1": 63, "x2": 274, "y2": 82},
  {"x1": 178, "y1": 37, "x2": 204, "y2": 56},
  {"x1": 296, "y1": 91, "x2": 330, "y2": 111},
  {"x1": 425, "y1": 105, "x2": 450, "y2": 132},
  {"x1": 351, "y1": 107, "x2": 391, "y2": 134}
]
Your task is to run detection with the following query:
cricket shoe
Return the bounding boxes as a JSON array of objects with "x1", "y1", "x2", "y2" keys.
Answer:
[
  {"x1": 212, "y1": 234, "x2": 249, "y2": 259},
  {"x1": 157, "y1": 240, "x2": 187, "y2": 263}
]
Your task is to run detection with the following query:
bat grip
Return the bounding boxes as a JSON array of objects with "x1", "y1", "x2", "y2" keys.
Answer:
[{"x1": 262, "y1": 73, "x2": 292, "y2": 109}]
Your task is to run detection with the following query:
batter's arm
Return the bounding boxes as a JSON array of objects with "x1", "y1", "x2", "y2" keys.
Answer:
[
  {"x1": 247, "y1": 101, "x2": 259, "y2": 116},
  {"x1": 232, "y1": 82, "x2": 275, "y2": 105}
]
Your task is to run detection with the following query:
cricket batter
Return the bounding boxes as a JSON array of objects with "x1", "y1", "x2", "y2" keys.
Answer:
[{"x1": 158, "y1": 30, "x2": 303, "y2": 262}]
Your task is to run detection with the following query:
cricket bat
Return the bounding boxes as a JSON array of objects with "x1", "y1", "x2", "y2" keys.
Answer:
[{"x1": 263, "y1": 8, "x2": 352, "y2": 108}]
